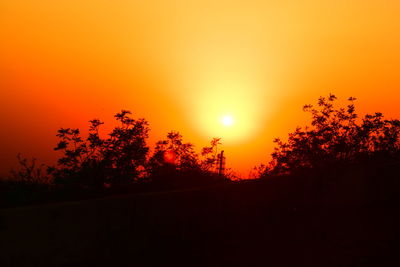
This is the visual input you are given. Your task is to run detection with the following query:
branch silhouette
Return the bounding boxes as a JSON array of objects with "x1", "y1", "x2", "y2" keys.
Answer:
[{"x1": 262, "y1": 94, "x2": 400, "y2": 177}]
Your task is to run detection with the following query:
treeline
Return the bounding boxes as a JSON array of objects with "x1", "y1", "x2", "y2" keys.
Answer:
[
  {"x1": 2, "y1": 94, "x2": 400, "y2": 207},
  {"x1": 47, "y1": 110, "x2": 229, "y2": 189},
  {"x1": 1, "y1": 111, "x2": 229, "y2": 207},
  {"x1": 258, "y1": 94, "x2": 400, "y2": 177}
]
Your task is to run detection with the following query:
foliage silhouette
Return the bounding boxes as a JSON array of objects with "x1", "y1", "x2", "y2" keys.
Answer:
[
  {"x1": 7, "y1": 94, "x2": 400, "y2": 208},
  {"x1": 200, "y1": 137, "x2": 222, "y2": 171},
  {"x1": 262, "y1": 94, "x2": 400, "y2": 176},
  {"x1": 10, "y1": 154, "x2": 51, "y2": 184},
  {"x1": 0, "y1": 154, "x2": 52, "y2": 207},
  {"x1": 148, "y1": 133, "x2": 225, "y2": 188},
  {"x1": 49, "y1": 110, "x2": 150, "y2": 189},
  {"x1": 3, "y1": 95, "x2": 400, "y2": 267},
  {"x1": 149, "y1": 131, "x2": 198, "y2": 172},
  {"x1": 9, "y1": 109, "x2": 226, "y2": 197}
]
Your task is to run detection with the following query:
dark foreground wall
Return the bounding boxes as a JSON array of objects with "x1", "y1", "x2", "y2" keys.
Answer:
[{"x1": 1, "y1": 178, "x2": 399, "y2": 267}]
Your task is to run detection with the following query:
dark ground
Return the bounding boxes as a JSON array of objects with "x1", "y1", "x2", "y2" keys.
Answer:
[{"x1": 1, "y1": 168, "x2": 399, "y2": 267}]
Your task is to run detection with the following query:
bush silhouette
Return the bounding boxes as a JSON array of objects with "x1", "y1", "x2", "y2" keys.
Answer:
[
  {"x1": 263, "y1": 94, "x2": 400, "y2": 176},
  {"x1": 46, "y1": 110, "x2": 226, "y2": 192},
  {"x1": 4, "y1": 94, "x2": 400, "y2": 208},
  {"x1": 10, "y1": 154, "x2": 51, "y2": 184},
  {"x1": 149, "y1": 131, "x2": 199, "y2": 172},
  {"x1": 148, "y1": 133, "x2": 225, "y2": 187},
  {"x1": 200, "y1": 137, "x2": 222, "y2": 172},
  {"x1": 50, "y1": 110, "x2": 150, "y2": 189}
]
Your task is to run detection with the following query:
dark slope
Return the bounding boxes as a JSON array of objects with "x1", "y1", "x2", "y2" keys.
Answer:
[{"x1": 1, "y1": 165, "x2": 399, "y2": 267}]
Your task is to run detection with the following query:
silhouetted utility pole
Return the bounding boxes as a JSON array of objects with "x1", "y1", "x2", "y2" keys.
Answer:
[{"x1": 217, "y1": 150, "x2": 225, "y2": 176}]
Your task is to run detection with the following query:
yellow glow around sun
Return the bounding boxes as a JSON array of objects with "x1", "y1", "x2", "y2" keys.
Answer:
[{"x1": 189, "y1": 81, "x2": 267, "y2": 144}]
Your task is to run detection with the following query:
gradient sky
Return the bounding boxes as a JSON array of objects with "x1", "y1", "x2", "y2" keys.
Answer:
[{"x1": 1, "y1": 0, "x2": 400, "y2": 177}]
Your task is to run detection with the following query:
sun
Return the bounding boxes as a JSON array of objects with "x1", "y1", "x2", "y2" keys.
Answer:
[
  {"x1": 190, "y1": 81, "x2": 268, "y2": 143},
  {"x1": 221, "y1": 115, "x2": 234, "y2": 126}
]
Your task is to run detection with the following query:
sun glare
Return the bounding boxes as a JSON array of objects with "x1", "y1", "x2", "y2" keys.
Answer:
[
  {"x1": 190, "y1": 81, "x2": 267, "y2": 144},
  {"x1": 221, "y1": 115, "x2": 234, "y2": 126}
]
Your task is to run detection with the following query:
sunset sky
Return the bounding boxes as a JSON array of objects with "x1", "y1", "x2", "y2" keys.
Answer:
[{"x1": 1, "y1": 0, "x2": 400, "y2": 177}]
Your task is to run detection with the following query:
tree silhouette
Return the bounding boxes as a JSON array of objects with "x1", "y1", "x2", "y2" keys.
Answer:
[
  {"x1": 48, "y1": 111, "x2": 225, "y2": 191},
  {"x1": 3, "y1": 110, "x2": 229, "y2": 206},
  {"x1": 147, "y1": 133, "x2": 226, "y2": 187},
  {"x1": 200, "y1": 137, "x2": 221, "y2": 172},
  {"x1": 149, "y1": 131, "x2": 199, "y2": 172},
  {"x1": 264, "y1": 94, "x2": 400, "y2": 176},
  {"x1": 50, "y1": 110, "x2": 149, "y2": 188},
  {"x1": 10, "y1": 154, "x2": 50, "y2": 184}
]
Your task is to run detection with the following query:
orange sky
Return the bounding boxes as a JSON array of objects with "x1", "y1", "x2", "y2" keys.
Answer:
[{"x1": 1, "y1": 0, "x2": 400, "y2": 177}]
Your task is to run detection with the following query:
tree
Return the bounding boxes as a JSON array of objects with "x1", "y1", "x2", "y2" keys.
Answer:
[
  {"x1": 50, "y1": 110, "x2": 150, "y2": 188},
  {"x1": 10, "y1": 154, "x2": 50, "y2": 184},
  {"x1": 147, "y1": 133, "x2": 228, "y2": 187},
  {"x1": 149, "y1": 131, "x2": 199, "y2": 174},
  {"x1": 200, "y1": 137, "x2": 221, "y2": 172},
  {"x1": 264, "y1": 94, "x2": 400, "y2": 176}
]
